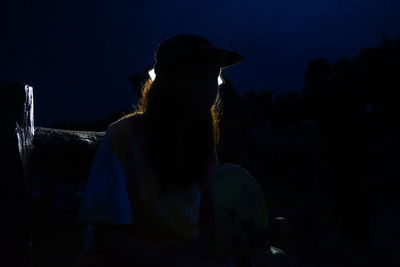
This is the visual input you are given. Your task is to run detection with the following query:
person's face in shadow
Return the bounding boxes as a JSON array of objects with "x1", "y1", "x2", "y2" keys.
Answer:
[{"x1": 176, "y1": 59, "x2": 221, "y2": 117}]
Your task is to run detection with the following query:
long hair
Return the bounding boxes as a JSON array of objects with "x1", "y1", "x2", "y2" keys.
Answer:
[{"x1": 124, "y1": 72, "x2": 221, "y2": 190}]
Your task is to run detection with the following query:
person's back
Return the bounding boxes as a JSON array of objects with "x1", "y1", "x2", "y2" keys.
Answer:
[
  {"x1": 109, "y1": 114, "x2": 216, "y2": 247},
  {"x1": 77, "y1": 114, "x2": 222, "y2": 266}
]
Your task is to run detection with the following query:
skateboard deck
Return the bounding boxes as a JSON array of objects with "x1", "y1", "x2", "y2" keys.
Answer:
[{"x1": 211, "y1": 164, "x2": 269, "y2": 257}]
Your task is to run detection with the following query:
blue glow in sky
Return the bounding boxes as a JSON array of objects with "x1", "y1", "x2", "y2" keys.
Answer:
[{"x1": 2, "y1": 0, "x2": 400, "y2": 125}]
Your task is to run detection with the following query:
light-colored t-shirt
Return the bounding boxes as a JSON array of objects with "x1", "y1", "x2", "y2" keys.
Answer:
[{"x1": 78, "y1": 115, "x2": 218, "y2": 247}]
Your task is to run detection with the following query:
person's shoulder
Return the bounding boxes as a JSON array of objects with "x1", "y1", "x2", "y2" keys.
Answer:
[
  {"x1": 103, "y1": 113, "x2": 146, "y2": 153},
  {"x1": 106, "y1": 113, "x2": 144, "y2": 137},
  {"x1": 107, "y1": 113, "x2": 136, "y2": 129}
]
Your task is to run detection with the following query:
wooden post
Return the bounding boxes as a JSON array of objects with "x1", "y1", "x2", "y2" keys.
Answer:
[{"x1": 0, "y1": 82, "x2": 34, "y2": 267}]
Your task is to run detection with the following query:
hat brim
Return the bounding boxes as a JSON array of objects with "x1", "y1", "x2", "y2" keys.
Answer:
[{"x1": 189, "y1": 49, "x2": 243, "y2": 68}]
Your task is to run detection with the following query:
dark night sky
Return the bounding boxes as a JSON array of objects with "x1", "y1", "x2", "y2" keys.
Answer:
[{"x1": 2, "y1": 0, "x2": 400, "y2": 126}]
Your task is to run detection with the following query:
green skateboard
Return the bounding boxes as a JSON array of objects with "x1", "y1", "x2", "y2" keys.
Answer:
[{"x1": 211, "y1": 164, "x2": 270, "y2": 258}]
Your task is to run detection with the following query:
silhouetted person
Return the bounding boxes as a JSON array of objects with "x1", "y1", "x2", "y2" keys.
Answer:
[{"x1": 75, "y1": 34, "x2": 245, "y2": 267}]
